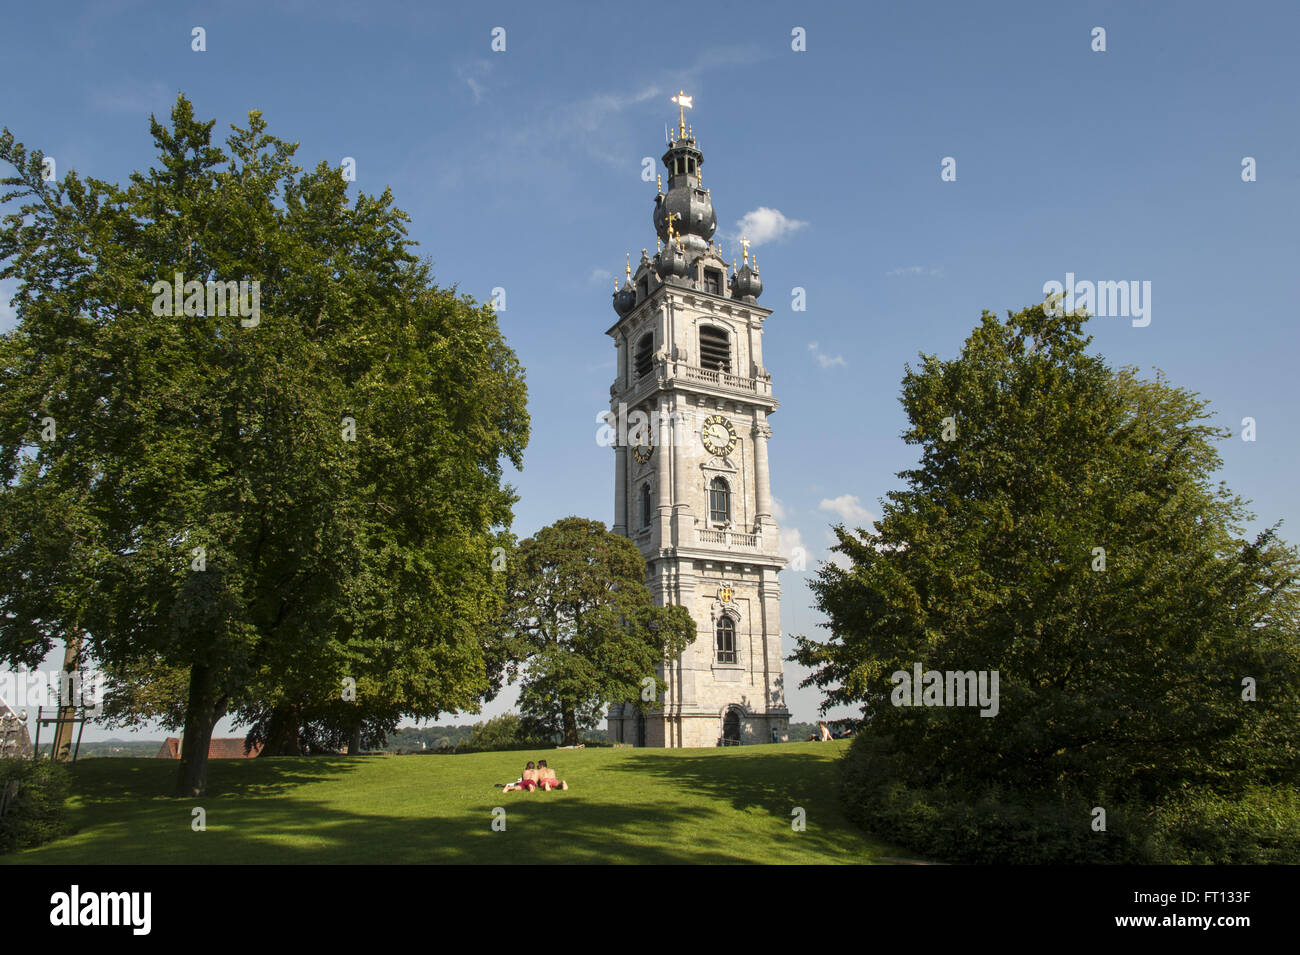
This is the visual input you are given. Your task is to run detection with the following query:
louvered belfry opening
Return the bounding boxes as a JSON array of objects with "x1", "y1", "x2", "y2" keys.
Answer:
[
  {"x1": 699, "y1": 325, "x2": 730, "y2": 371},
  {"x1": 634, "y1": 333, "x2": 654, "y2": 378}
]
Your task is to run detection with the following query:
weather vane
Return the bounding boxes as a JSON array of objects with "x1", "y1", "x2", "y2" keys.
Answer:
[{"x1": 672, "y1": 91, "x2": 693, "y2": 137}]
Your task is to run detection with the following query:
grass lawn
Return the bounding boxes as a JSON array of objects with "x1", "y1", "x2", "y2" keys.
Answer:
[{"x1": 3, "y1": 740, "x2": 909, "y2": 864}]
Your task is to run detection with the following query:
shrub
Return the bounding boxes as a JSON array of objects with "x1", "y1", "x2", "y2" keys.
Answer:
[
  {"x1": 1147, "y1": 786, "x2": 1300, "y2": 864},
  {"x1": 0, "y1": 758, "x2": 72, "y2": 854},
  {"x1": 839, "y1": 735, "x2": 1300, "y2": 864}
]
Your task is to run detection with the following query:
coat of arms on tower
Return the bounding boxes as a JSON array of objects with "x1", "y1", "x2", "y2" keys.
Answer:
[{"x1": 718, "y1": 584, "x2": 734, "y2": 603}]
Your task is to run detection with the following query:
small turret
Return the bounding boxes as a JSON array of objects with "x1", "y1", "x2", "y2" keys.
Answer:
[
  {"x1": 612, "y1": 254, "x2": 636, "y2": 316},
  {"x1": 730, "y1": 237, "x2": 763, "y2": 303}
]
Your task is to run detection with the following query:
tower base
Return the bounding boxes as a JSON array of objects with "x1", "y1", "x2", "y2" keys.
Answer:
[{"x1": 608, "y1": 704, "x2": 790, "y2": 748}]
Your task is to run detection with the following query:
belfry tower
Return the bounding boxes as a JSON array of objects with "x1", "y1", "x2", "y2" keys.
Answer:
[{"x1": 606, "y1": 94, "x2": 789, "y2": 748}]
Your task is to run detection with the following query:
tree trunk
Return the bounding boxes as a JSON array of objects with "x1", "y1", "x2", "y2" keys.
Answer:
[
  {"x1": 176, "y1": 663, "x2": 219, "y2": 797},
  {"x1": 51, "y1": 630, "x2": 83, "y2": 761},
  {"x1": 259, "y1": 704, "x2": 304, "y2": 756},
  {"x1": 347, "y1": 723, "x2": 362, "y2": 755},
  {"x1": 561, "y1": 705, "x2": 579, "y2": 747}
]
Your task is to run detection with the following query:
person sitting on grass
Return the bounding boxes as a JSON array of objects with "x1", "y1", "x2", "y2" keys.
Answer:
[
  {"x1": 536, "y1": 759, "x2": 568, "y2": 792},
  {"x1": 502, "y1": 761, "x2": 539, "y2": 792}
]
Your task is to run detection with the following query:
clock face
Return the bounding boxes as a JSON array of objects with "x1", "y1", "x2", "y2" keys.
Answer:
[
  {"x1": 632, "y1": 440, "x2": 654, "y2": 464},
  {"x1": 701, "y1": 414, "x2": 738, "y2": 456}
]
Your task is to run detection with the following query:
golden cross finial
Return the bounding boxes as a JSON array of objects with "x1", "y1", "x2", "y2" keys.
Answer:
[
  {"x1": 665, "y1": 211, "x2": 680, "y2": 240},
  {"x1": 672, "y1": 91, "x2": 693, "y2": 138},
  {"x1": 625, "y1": 253, "x2": 632, "y2": 278},
  {"x1": 740, "y1": 237, "x2": 750, "y2": 264}
]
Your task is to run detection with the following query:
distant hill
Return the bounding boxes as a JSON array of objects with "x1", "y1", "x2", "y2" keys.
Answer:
[{"x1": 34, "y1": 740, "x2": 164, "y2": 759}]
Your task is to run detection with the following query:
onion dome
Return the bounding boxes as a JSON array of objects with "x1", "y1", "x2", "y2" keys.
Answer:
[
  {"x1": 655, "y1": 235, "x2": 690, "y2": 284},
  {"x1": 612, "y1": 254, "x2": 636, "y2": 316},
  {"x1": 730, "y1": 241, "x2": 763, "y2": 303}
]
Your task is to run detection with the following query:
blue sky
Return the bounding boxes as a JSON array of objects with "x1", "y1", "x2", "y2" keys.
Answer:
[{"x1": 2, "y1": 0, "x2": 1298, "y2": 739}]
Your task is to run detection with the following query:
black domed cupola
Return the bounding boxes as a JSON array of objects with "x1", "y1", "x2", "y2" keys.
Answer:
[
  {"x1": 652, "y1": 92, "x2": 716, "y2": 257},
  {"x1": 730, "y1": 238, "x2": 763, "y2": 304},
  {"x1": 612, "y1": 254, "x2": 636, "y2": 317}
]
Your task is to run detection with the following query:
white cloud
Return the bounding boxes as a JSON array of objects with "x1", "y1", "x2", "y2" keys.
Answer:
[
  {"x1": 588, "y1": 268, "x2": 615, "y2": 288},
  {"x1": 770, "y1": 496, "x2": 787, "y2": 521},
  {"x1": 819, "y1": 494, "x2": 873, "y2": 525},
  {"x1": 732, "y1": 207, "x2": 807, "y2": 246},
  {"x1": 887, "y1": 264, "x2": 944, "y2": 277},
  {"x1": 457, "y1": 61, "x2": 492, "y2": 104},
  {"x1": 807, "y1": 341, "x2": 846, "y2": 368},
  {"x1": 778, "y1": 525, "x2": 811, "y2": 571}
]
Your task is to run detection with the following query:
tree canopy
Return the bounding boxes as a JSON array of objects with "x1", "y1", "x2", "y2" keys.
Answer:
[
  {"x1": 492, "y1": 517, "x2": 694, "y2": 746},
  {"x1": 0, "y1": 95, "x2": 529, "y2": 794},
  {"x1": 793, "y1": 305, "x2": 1300, "y2": 805}
]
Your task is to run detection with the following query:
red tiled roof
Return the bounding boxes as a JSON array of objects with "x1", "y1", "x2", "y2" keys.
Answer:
[{"x1": 156, "y1": 737, "x2": 263, "y2": 759}]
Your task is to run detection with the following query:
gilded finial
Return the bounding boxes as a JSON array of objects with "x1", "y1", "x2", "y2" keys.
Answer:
[
  {"x1": 656, "y1": 174, "x2": 662, "y2": 195},
  {"x1": 626, "y1": 253, "x2": 632, "y2": 279},
  {"x1": 740, "y1": 236, "x2": 750, "y2": 265},
  {"x1": 671, "y1": 91, "x2": 693, "y2": 139},
  {"x1": 752, "y1": 253, "x2": 758, "y2": 271},
  {"x1": 732, "y1": 259, "x2": 737, "y2": 274}
]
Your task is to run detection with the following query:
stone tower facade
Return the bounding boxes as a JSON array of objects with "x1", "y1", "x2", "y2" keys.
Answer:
[{"x1": 605, "y1": 98, "x2": 790, "y2": 748}]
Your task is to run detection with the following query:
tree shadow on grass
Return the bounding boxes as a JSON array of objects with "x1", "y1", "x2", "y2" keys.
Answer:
[
  {"x1": 67, "y1": 756, "x2": 365, "y2": 801},
  {"x1": 7, "y1": 748, "x2": 907, "y2": 865},
  {"x1": 11, "y1": 785, "x2": 752, "y2": 866},
  {"x1": 603, "y1": 745, "x2": 898, "y2": 862}
]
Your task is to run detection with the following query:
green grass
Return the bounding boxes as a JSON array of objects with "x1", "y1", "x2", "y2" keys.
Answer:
[{"x1": 2, "y1": 741, "x2": 910, "y2": 864}]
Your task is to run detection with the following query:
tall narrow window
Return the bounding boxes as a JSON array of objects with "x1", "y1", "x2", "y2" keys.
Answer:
[
  {"x1": 709, "y1": 476, "x2": 731, "y2": 524},
  {"x1": 716, "y1": 617, "x2": 737, "y2": 665},
  {"x1": 704, "y1": 269, "x2": 723, "y2": 295},
  {"x1": 640, "y1": 484, "x2": 653, "y2": 529},
  {"x1": 699, "y1": 325, "x2": 730, "y2": 371},
  {"x1": 634, "y1": 333, "x2": 654, "y2": 379}
]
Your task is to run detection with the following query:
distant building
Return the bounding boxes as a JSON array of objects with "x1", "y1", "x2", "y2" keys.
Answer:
[
  {"x1": 156, "y1": 737, "x2": 263, "y2": 759},
  {"x1": 0, "y1": 694, "x2": 32, "y2": 758}
]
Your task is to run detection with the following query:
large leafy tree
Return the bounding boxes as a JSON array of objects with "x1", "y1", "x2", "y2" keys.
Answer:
[
  {"x1": 494, "y1": 517, "x2": 693, "y2": 745},
  {"x1": 794, "y1": 305, "x2": 1300, "y2": 805},
  {"x1": 0, "y1": 96, "x2": 528, "y2": 794}
]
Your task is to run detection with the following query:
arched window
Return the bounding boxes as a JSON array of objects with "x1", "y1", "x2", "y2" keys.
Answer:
[
  {"x1": 709, "y1": 476, "x2": 730, "y2": 524},
  {"x1": 634, "y1": 333, "x2": 654, "y2": 379},
  {"x1": 640, "y1": 484, "x2": 653, "y2": 529},
  {"x1": 716, "y1": 616, "x2": 736, "y2": 664},
  {"x1": 699, "y1": 325, "x2": 730, "y2": 371}
]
